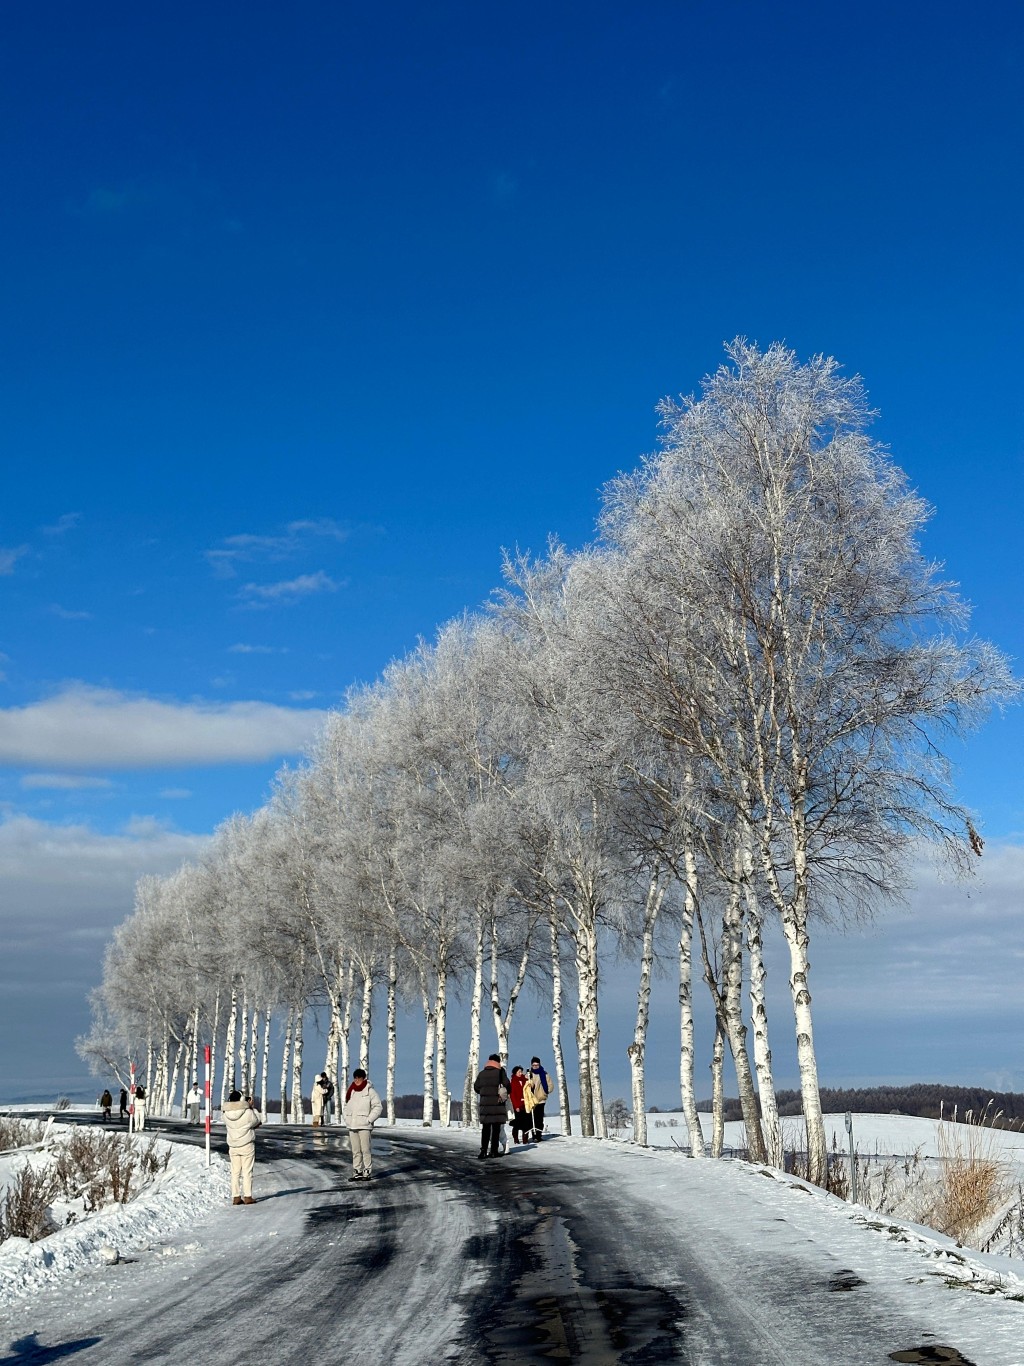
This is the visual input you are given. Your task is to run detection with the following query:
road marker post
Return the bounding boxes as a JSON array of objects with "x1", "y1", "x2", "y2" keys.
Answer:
[{"x1": 204, "y1": 1045, "x2": 212, "y2": 1168}]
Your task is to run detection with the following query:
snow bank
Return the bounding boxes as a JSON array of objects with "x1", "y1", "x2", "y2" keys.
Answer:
[{"x1": 0, "y1": 1125, "x2": 227, "y2": 1308}]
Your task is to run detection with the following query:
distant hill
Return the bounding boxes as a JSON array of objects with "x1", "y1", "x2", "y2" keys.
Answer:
[{"x1": 692, "y1": 1084, "x2": 1024, "y2": 1125}]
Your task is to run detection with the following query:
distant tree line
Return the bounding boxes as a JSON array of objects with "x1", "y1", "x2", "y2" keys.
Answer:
[{"x1": 698, "y1": 1085, "x2": 1024, "y2": 1125}]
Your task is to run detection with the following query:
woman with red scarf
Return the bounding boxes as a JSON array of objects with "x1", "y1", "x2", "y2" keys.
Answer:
[
  {"x1": 508, "y1": 1066, "x2": 530, "y2": 1144},
  {"x1": 343, "y1": 1068, "x2": 383, "y2": 1181}
]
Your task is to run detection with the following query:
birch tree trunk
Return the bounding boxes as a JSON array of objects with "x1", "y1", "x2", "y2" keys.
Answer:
[
  {"x1": 421, "y1": 993, "x2": 437, "y2": 1127},
  {"x1": 465, "y1": 911, "x2": 485, "y2": 1128},
  {"x1": 575, "y1": 993, "x2": 594, "y2": 1138},
  {"x1": 359, "y1": 962, "x2": 374, "y2": 1072},
  {"x1": 548, "y1": 901, "x2": 573, "y2": 1136},
  {"x1": 238, "y1": 994, "x2": 250, "y2": 1098},
  {"x1": 167, "y1": 1036, "x2": 184, "y2": 1118},
  {"x1": 248, "y1": 1005, "x2": 259, "y2": 1103},
  {"x1": 719, "y1": 853, "x2": 767, "y2": 1164},
  {"x1": 710, "y1": 1020, "x2": 725, "y2": 1158},
  {"x1": 326, "y1": 1003, "x2": 341, "y2": 1123},
  {"x1": 627, "y1": 872, "x2": 664, "y2": 1146},
  {"x1": 290, "y1": 1007, "x2": 304, "y2": 1124},
  {"x1": 259, "y1": 1006, "x2": 272, "y2": 1122},
  {"x1": 582, "y1": 921, "x2": 606, "y2": 1139},
  {"x1": 679, "y1": 851, "x2": 705, "y2": 1157},
  {"x1": 340, "y1": 959, "x2": 355, "y2": 1098},
  {"x1": 386, "y1": 947, "x2": 397, "y2": 1126},
  {"x1": 745, "y1": 879, "x2": 782, "y2": 1167},
  {"x1": 435, "y1": 968, "x2": 450, "y2": 1127},
  {"x1": 221, "y1": 988, "x2": 238, "y2": 1106},
  {"x1": 279, "y1": 1008, "x2": 293, "y2": 1123}
]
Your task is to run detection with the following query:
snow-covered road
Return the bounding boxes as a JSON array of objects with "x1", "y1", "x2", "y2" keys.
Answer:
[{"x1": 2, "y1": 1120, "x2": 1022, "y2": 1364}]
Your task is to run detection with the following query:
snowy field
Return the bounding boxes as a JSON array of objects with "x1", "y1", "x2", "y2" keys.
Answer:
[{"x1": 2, "y1": 1107, "x2": 1024, "y2": 1363}]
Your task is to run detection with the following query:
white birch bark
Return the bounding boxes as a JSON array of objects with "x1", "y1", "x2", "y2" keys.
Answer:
[
  {"x1": 290, "y1": 1006, "x2": 304, "y2": 1124},
  {"x1": 435, "y1": 968, "x2": 450, "y2": 1128},
  {"x1": 679, "y1": 849, "x2": 705, "y2": 1157},
  {"x1": 221, "y1": 988, "x2": 238, "y2": 1106},
  {"x1": 465, "y1": 910, "x2": 485, "y2": 1128},
  {"x1": 385, "y1": 947, "x2": 397, "y2": 1126},
  {"x1": 549, "y1": 905, "x2": 570, "y2": 1137},
  {"x1": 627, "y1": 871, "x2": 665, "y2": 1146},
  {"x1": 248, "y1": 1004, "x2": 259, "y2": 1102},
  {"x1": 279, "y1": 1008, "x2": 293, "y2": 1123},
  {"x1": 710, "y1": 1020, "x2": 725, "y2": 1158},
  {"x1": 744, "y1": 871, "x2": 782, "y2": 1167},
  {"x1": 340, "y1": 958, "x2": 355, "y2": 1098},
  {"x1": 167, "y1": 1036, "x2": 184, "y2": 1118},
  {"x1": 238, "y1": 993, "x2": 250, "y2": 1097},
  {"x1": 359, "y1": 962, "x2": 374, "y2": 1071},
  {"x1": 420, "y1": 991, "x2": 436, "y2": 1127},
  {"x1": 259, "y1": 1006, "x2": 272, "y2": 1122}
]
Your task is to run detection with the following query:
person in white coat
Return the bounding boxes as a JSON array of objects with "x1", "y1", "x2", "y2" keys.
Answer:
[
  {"x1": 223, "y1": 1090, "x2": 262, "y2": 1204},
  {"x1": 311, "y1": 1072, "x2": 330, "y2": 1127},
  {"x1": 342, "y1": 1068, "x2": 382, "y2": 1181},
  {"x1": 131, "y1": 1085, "x2": 147, "y2": 1133},
  {"x1": 185, "y1": 1083, "x2": 202, "y2": 1124}
]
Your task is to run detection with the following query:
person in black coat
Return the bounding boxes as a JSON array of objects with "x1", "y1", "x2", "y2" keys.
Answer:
[{"x1": 473, "y1": 1054, "x2": 510, "y2": 1159}]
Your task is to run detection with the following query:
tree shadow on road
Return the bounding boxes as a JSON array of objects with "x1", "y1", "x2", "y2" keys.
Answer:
[{"x1": 1, "y1": 1332, "x2": 101, "y2": 1363}]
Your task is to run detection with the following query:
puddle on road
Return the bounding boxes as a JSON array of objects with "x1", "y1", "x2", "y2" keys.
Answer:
[{"x1": 476, "y1": 1204, "x2": 687, "y2": 1363}]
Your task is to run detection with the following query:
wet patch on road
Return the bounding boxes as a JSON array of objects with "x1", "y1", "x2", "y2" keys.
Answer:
[
  {"x1": 826, "y1": 1269, "x2": 866, "y2": 1291},
  {"x1": 463, "y1": 1199, "x2": 688, "y2": 1363},
  {"x1": 889, "y1": 1347, "x2": 978, "y2": 1365}
]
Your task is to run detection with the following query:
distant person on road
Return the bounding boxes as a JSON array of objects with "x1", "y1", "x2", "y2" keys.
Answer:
[
  {"x1": 473, "y1": 1054, "x2": 510, "y2": 1160},
  {"x1": 119, "y1": 1088, "x2": 128, "y2": 1123},
  {"x1": 186, "y1": 1083, "x2": 202, "y2": 1124},
  {"x1": 508, "y1": 1066, "x2": 530, "y2": 1145},
  {"x1": 223, "y1": 1090, "x2": 262, "y2": 1204},
  {"x1": 311, "y1": 1072, "x2": 331, "y2": 1127},
  {"x1": 525, "y1": 1057, "x2": 552, "y2": 1142},
  {"x1": 343, "y1": 1068, "x2": 383, "y2": 1181},
  {"x1": 131, "y1": 1085, "x2": 147, "y2": 1133},
  {"x1": 98, "y1": 1089, "x2": 112, "y2": 1123}
]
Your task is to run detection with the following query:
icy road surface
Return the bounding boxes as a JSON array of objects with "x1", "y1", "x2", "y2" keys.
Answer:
[{"x1": 2, "y1": 1121, "x2": 1022, "y2": 1364}]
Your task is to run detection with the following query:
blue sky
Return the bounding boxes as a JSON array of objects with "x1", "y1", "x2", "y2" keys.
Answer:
[{"x1": 1, "y1": 2, "x2": 1022, "y2": 1103}]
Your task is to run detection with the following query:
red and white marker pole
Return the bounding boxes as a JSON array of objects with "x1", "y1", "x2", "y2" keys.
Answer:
[
  {"x1": 204, "y1": 1045, "x2": 211, "y2": 1168},
  {"x1": 129, "y1": 1061, "x2": 136, "y2": 1131}
]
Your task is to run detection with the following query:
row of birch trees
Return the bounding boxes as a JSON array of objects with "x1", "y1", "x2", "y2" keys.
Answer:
[{"x1": 79, "y1": 342, "x2": 1016, "y2": 1186}]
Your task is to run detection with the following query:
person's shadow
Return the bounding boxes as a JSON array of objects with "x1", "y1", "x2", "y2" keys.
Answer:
[{"x1": 2, "y1": 1332, "x2": 101, "y2": 1362}]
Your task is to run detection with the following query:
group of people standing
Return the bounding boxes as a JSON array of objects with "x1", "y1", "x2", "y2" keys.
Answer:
[
  {"x1": 97, "y1": 1086, "x2": 146, "y2": 1130},
  {"x1": 474, "y1": 1055, "x2": 552, "y2": 1160}
]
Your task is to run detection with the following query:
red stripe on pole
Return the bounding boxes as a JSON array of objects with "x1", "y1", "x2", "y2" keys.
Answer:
[{"x1": 204, "y1": 1045, "x2": 211, "y2": 1168}]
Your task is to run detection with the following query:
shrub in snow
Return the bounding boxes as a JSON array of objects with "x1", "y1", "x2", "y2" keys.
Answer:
[
  {"x1": 0, "y1": 1119, "x2": 46, "y2": 1152},
  {"x1": 0, "y1": 1131, "x2": 172, "y2": 1247}
]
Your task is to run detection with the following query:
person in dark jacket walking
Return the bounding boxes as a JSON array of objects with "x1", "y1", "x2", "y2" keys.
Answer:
[
  {"x1": 119, "y1": 1088, "x2": 128, "y2": 1123},
  {"x1": 473, "y1": 1054, "x2": 510, "y2": 1159}
]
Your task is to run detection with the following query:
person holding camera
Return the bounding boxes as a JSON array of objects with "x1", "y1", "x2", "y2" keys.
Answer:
[{"x1": 223, "y1": 1090, "x2": 262, "y2": 1205}]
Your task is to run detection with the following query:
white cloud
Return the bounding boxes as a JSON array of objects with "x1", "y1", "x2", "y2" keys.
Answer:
[
  {"x1": 159, "y1": 787, "x2": 193, "y2": 800},
  {"x1": 239, "y1": 571, "x2": 341, "y2": 605},
  {"x1": 42, "y1": 513, "x2": 81, "y2": 536},
  {"x1": 228, "y1": 643, "x2": 286, "y2": 655},
  {"x1": 20, "y1": 773, "x2": 114, "y2": 791},
  {"x1": 0, "y1": 546, "x2": 28, "y2": 575},
  {"x1": 207, "y1": 518, "x2": 349, "y2": 577},
  {"x1": 0, "y1": 685, "x2": 327, "y2": 768},
  {"x1": 50, "y1": 605, "x2": 93, "y2": 621}
]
